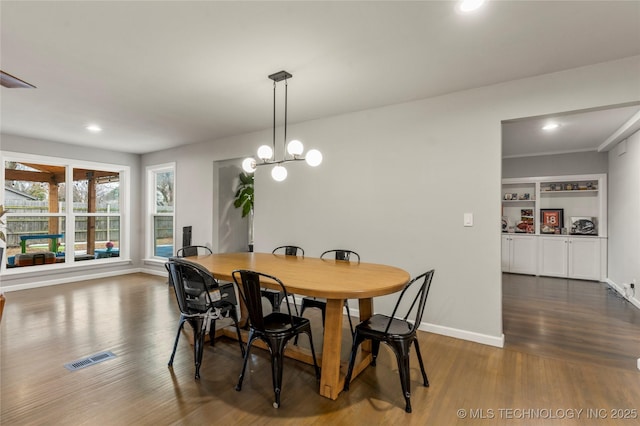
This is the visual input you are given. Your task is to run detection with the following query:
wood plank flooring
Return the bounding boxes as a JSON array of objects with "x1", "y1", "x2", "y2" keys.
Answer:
[
  {"x1": 1, "y1": 272, "x2": 639, "y2": 425},
  {"x1": 503, "y1": 273, "x2": 640, "y2": 371}
]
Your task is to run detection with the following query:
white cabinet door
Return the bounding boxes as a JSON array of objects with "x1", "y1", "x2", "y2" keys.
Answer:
[
  {"x1": 510, "y1": 235, "x2": 537, "y2": 274},
  {"x1": 501, "y1": 235, "x2": 511, "y2": 272},
  {"x1": 539, "y1": 236, "x2": 568, "y2": 277},
  {"x1": 502, "y1": 234, "x2": 537, "y2": 274},
  {"x1": 568, "y1": 237, "x2": 601, "y2": 280}
]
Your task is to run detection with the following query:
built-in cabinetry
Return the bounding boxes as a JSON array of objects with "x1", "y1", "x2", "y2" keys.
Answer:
[
  {"x1": 538, "y1": 236, "x2": 603, "y2": 281},
  {"x1": 501, "y1": 174, "x2": 607, "y2": 281},
  {"x1": 502, "y1": 234, "x2": 537, "y2": 274}
]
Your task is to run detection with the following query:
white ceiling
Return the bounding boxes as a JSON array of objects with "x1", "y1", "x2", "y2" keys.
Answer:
[
  {"x1": 502, "y1": 103, "x2": 640, "y2": 158},
  {"x1": 1, "y1": 1, "x2": 639, "y2": 155}
]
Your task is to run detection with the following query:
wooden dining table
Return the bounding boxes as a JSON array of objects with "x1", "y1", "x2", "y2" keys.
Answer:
[{"x1": 186, "y1": 251, "x2": 410, "y2": 400}]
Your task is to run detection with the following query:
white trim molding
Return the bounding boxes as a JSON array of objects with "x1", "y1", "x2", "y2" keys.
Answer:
[
  {"x1": 418, "y1": 321, "x2": 505, "y2": 348},
  {"x1": 605, "y1": 278, "x2": 640, "y2": 310}
]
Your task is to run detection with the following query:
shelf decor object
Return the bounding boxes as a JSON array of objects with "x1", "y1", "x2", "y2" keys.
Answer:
[
  {"x1": 540, "y1": 208, "x2": 564, "y2": 234},
  {"x1": 242, "y1": 70, "x2": 322, "y2": 181},
  {"x1": 570, "y1": 217, "x2": 597, "y2": 235}
]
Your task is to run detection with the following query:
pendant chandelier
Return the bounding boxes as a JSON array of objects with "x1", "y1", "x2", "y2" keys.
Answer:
[{"x1": 242, "y1": 70, "x2": 322, "y2": 181}]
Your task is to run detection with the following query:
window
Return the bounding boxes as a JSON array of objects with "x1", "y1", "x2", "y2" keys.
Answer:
[
  {"x1": 1, "y1": 152, "x2": 128, "y2": 271},
  {"x1": 147, "y1": 163, "x2": 175, "y2": 259}
]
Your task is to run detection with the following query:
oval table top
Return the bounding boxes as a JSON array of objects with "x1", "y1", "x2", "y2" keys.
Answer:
[{"x1": 186, "y1": 252, "x2": 410, "y2": 299}]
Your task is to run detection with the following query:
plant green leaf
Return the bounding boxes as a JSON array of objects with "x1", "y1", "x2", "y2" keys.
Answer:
[{"x1": 233, "y1": 172, "x2": 254, "y2": 218}]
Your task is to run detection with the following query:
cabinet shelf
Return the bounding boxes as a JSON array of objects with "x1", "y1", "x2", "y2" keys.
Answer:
[{"x1": 541, "y1": 189, "x2": 598, "y2": 194}]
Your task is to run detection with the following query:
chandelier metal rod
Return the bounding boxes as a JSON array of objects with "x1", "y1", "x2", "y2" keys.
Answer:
[
  {"x1": 272, "y1": 80, "x2": 277, "y2": 156},
  {"x1": 284, "y1": 78, "x2": 288, "y2": 153},
  {"x1": 253, "y1": 157, "x2": 305, "y2": 168}
]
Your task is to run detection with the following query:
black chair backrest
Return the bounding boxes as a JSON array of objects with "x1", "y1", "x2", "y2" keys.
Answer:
[
  {"x1": 166, "y1": 258, "x2": 219, "y2": 315},
  {"x1": 272, "y1": 246, "x2": 304, "y2": 257},
  {"x1": 176, "y1": 245, "x2": 213, "y2": 258},
  {"x1": 321, "y1": 249, "x2": 360, "y2": 263},
  {"x1": 385, "y1": 270, "x2": 435, "y2": 335},
  {"x1": 232, "y1": 270, "x2": 294, "y2": 332}
]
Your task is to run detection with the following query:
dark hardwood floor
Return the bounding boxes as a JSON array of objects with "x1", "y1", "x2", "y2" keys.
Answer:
[
  {"x1": 503, "y1": 273, "x2": 640, "y2": 371},
  {"x1": 1, "y1": 272, "x2": 639, "y2": 425}
]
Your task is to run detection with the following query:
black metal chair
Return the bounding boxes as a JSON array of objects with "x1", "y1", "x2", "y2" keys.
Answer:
[
  {"x1": 176, "y1": 245, "x2": 213, "y2": 257},
  {"x1": 232, "y1": 269, "x2": 320, "y2": 408},
  {"x1": 262, "y1": 246, "x2": 304, "y2": 313},
  {"x1": 166, "y1": 258, "x2": 245, "y2": 379},
  {"x1": 298, "y1": 249, "x2": 359, "y2": 335},
  {"x1": 343, "y1": 269, "x2": 435, "y2": 413}
]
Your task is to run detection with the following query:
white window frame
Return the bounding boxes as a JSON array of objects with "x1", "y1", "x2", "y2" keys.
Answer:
[
  {"x1": 145, "y1": 162, "x2": 176, "y2": 260},
  {"x1": 0, "y1": 151, "x2": 130, "y2": 274}
]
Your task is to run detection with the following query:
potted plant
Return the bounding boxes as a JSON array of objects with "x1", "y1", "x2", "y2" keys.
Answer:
[{"x1": 233, "y1": 172, "x2": 254, "y2": 251}]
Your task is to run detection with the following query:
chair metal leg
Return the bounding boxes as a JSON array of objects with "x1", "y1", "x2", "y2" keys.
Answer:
[
  {"x1": 371, "y1": 340, "x2": 381, "y2": 366},
  {"x1": 231, "y1": 311, "x2": 246, "y2": 357},
  {"x1": 305, "y1": 330, "x2": 321, "y2": 380},
  {"x1": 168, "y1": 315, "x2": 186, "y2": 366},
  {"x1": 343, "y1": 331, "x2": 364, "y2": 391},
  {"x1": 236, "y1": 330, "x2": 256, "y2": 391},
  {"x1": 189, "y1": 317, "x2": 205, "y2": 380},
  {"x1": 294, "y1": 298, "x2": 317, "y2": 345},
  {"x1": 413, "y1": 338, "x2": 429, "y2": 387},
  {"x1": 269, "y1": 337, "x2": 287, "y2": 408},
  {"x1": 389, "y1": 340, "x2": 413, "y2": 413}
]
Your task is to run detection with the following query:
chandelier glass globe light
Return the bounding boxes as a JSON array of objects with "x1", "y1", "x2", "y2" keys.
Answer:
[{"x1": 242, "y1": 71, "x2": 322, "y2": 181}]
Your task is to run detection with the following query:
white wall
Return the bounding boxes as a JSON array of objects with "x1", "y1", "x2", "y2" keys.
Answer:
[
  {"x1": 215, "y1": 159, "x2": 249, "y2": 253},
  {"x1": 503, "y1": 151, "x2": 608, "y2": 178},
  {"x1": 607, "y1": 130, "x2": 640, "y2": 304}
]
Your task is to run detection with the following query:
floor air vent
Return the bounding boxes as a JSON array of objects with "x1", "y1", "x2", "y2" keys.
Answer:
[{"x1": 64, "y1": 351, "x2": 116, "y2": 371}]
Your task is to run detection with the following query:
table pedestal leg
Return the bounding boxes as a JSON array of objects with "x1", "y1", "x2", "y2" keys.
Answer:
[{"x1": 319, "y1": 298, "x2": 344, "y2": 399}]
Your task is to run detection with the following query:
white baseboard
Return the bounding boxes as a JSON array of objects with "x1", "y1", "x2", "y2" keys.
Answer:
[
  {"x1": 140, "y1": 267, "x2": 167, "y2": 277},
  {"x1": 604, "y1": 278, "x2": 640, "y2": 310},
  {"x1": 345, "y1": 304, "x2": 505, "y2": 348},
  {"x1": 418, "y1": 322, "x2": 505, "y2": 348},
  {"x1": 1, "y1": 267, "x2": 142, "y2": 292}
]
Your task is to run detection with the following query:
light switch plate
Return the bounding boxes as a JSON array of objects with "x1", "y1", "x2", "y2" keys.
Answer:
[{"x1": 464, "y1": 213, "x2": 473, "y2": 227}]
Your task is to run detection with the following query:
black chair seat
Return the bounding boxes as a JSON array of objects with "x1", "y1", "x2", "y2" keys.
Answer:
[
  {"x1": 356, "y1": 314, "x2": 413, "y2": 336},
  {"x1": 262, "y1": 312, "x2": 311, "y2": 333}
]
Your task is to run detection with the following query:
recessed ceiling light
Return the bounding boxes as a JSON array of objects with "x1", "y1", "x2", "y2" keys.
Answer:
[
  {"x1": 459, "y1": 0, "x2": 487, "y2": 13},
  {"x1": 86, "y1": 124, "x2": 102, "y2": 133},
  {"x1": 542, "y1": 123, "x2": 560, "y2": 131}
]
